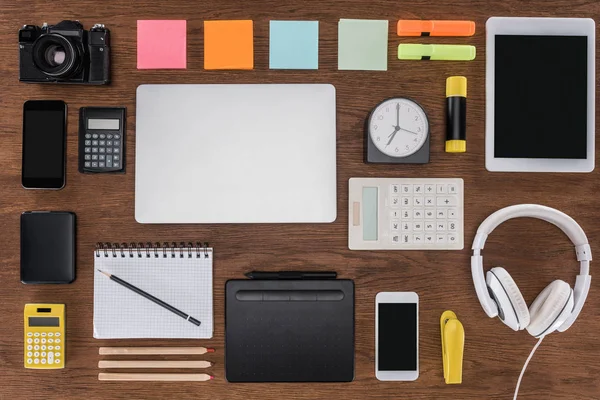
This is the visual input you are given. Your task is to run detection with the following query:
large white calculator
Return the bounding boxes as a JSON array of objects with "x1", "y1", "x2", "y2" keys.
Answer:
[{"x1": 348, "y1": 178, "x2": 464, "y2": 250}]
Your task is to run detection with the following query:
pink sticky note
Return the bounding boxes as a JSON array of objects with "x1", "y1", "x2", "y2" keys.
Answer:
[{"x1": 137, "y1": 20, "x2": 187, "y2": 69}]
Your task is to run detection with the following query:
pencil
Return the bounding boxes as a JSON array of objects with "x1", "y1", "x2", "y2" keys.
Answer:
[
  {"x1": 98, "y1": 373, "x2": 213, "y2": 382},
  {"x1": 97, "y1": 269, "x2": 201, "y2": 326},
  {"x1": 99, "y1": 347, "x2": 215, "y2": 355},
  {"x1": 98, "y1": 360, "x2": 213, "y2": 369}
]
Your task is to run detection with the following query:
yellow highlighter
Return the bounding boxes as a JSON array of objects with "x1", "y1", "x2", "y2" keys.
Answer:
[
  {"x1": 441, "y1": 310, "x2": 464, "y2": 384},
  {"x1": 398, "y1": 44, "x2": 476, "y2": 61}
]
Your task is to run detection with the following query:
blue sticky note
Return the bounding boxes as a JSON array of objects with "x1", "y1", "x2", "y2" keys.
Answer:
[{"x1": 269, "y1": 21, "x2": 319, "y2": 70}]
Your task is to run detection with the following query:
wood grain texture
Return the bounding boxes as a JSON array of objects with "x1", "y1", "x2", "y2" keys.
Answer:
[{"x1": 0, "y1": 0, "x2": 599, "y2": 399}]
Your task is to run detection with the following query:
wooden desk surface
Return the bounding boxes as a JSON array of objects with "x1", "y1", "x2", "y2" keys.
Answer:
[{"x1": 1, "y1": 1, "x2": 599, "y2": 399}]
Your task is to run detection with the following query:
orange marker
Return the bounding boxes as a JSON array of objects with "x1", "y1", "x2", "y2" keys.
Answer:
[{"x1": 397, "y1": 20, "x2": 475, "y2": 37}]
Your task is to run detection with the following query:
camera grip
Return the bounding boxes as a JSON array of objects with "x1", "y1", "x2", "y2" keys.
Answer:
[{"x1": 89, "y1": 46, "x2": 110, "y2": 84}]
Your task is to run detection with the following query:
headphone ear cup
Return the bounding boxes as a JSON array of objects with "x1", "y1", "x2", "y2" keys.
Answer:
[
  {"x1": 486, "y1": 267, "x2": 531, "y2": 331},
  {"x1": 527, "y1": 280, "x2": 573, "y2": 338}
]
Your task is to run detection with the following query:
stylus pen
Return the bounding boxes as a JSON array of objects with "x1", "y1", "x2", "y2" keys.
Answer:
[
  {"x1": 245, "y1": 271, "x2": 337, "y2": 280},
  {"x1": 97, "y1": 270, "x2": 201, "y2": 326}
]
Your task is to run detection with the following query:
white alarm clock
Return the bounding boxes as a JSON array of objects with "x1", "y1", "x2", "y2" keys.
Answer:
[{"x1": 366, "y1": 97, "x2": 430, "y2": 164}]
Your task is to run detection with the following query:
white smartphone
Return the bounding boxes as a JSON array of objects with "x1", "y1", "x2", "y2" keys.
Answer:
[{"x1": 375, "y1": 291, "x2": 419, "y2": 381}]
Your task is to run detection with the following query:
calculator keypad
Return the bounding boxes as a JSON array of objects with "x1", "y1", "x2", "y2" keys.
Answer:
[
  {"x1": 389, "y1": 180, "x2": 462, "y2": 249},
  {"x1": 25, "y1": 330, "x2": 64, "y2": 369},
  {"x1": 84, "y1": 131, "x2": 123, "y2": 171}
]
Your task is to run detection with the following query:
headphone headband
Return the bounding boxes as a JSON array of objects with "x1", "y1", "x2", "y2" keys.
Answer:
[{"x1": 471, "y1": 204, "x2": 592, "y2": 331}]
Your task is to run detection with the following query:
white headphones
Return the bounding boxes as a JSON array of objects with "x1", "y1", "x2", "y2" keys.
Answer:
[{"x1": 471, "y1": 204, "x2": 592, "y2": 338}]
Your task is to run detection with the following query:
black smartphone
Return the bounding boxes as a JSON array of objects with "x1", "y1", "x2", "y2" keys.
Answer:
[{"x1": 22, "y1": 100, "x2": 67, "y2": 189}]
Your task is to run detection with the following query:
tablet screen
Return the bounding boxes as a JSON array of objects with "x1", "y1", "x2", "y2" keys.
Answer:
[{"x1": 494, "y1": 35, "x2": 588, "y2": 159}]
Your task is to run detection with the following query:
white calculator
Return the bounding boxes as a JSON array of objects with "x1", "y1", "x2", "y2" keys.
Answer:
[{"x1": 348, "y1": 178, "x2": 464, "y2": 250}]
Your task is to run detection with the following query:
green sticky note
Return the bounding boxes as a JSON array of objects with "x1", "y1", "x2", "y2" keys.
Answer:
[{"x1": 338, "y1": 19, "x2": 388, "y2": 71}]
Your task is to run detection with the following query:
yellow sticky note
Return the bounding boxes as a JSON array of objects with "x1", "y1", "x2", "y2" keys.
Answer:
[{"x1": 204, "y1": 20, "x2": 254, "y2": 70}]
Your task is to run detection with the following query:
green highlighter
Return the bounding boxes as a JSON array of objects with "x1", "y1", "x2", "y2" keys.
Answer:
[{"x1": 398, "y1": 44, "x2": 476, "y2": 61}]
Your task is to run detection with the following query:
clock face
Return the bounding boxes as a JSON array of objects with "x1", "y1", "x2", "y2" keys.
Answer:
[{"x1": 368, "y1": 98, "x2": 429, "y2": 158}]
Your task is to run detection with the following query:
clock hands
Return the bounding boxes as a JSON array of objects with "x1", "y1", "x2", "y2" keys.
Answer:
[
  {"x1": 393, "y1": 103, "x2": 419, "y2": 134},
  {"x1": 385, "y1": 126, "x2": 400, "y2": 147},
  {"x1": 383, "y1": 103, "x2": 421, "y2": 148},
  {"x1": 386, "y1": 124, "x2": 419, "y2": 147},
  {"x1": 399, "y1": 127, "x2": 419, "y2": 135}
]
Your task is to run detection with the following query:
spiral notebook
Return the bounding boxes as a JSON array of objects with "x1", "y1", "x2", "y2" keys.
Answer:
[{"x1": 93, "y1": 242, "x2": 213, "y2": 339}]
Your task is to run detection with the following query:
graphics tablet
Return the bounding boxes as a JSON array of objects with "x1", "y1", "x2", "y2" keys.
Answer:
[
  {"x1": 225, "y1": 279, "x2": 354, "y2": 382},
  {"x1": 486, "y1": 17, "x2": 595, "y2": 172}
]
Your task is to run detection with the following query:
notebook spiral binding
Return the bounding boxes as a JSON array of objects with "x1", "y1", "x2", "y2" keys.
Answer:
[{"x1": 95, "y1": 242, "x2": 210, "y2": 258}]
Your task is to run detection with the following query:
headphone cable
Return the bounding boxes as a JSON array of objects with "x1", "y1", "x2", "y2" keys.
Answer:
[{"x1": 513, "y1": 336, "x2": 544, "y2": 400}]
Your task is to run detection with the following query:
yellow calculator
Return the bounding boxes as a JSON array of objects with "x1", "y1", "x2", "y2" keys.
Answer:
[{"x1": 24, "y1": 304, "x2": 65, "y2": 369}]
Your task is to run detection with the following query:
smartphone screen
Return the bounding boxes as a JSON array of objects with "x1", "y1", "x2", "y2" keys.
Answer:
[
  {"x1": 378, "y1": 302, "x2": 418, "y2": 372},
  {"x1": 22, "y1": 101, "x2": 66, "y2": 189}
]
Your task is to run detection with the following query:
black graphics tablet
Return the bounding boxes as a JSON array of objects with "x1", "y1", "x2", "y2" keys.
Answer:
[{"x1": 225, "y1": 279, "x2": 354, "y2": 382}]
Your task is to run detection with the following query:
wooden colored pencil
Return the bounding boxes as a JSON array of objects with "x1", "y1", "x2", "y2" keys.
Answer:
[
  {"x1": 98, "y1": 373, "x2": 213, "y2": 382},
  {"x1": 99, "y1": 360, "x2": 212, "y2": 369},
  {"x1": 99, "y1": 347, "x2": 215, "y2": 355}
]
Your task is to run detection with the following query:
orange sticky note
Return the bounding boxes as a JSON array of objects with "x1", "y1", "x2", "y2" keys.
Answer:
[{"x1": 204, "y1": 20, "x2": 254, "y2": 70}]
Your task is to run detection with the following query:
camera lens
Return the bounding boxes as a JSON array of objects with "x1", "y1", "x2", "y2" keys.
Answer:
[
  {"x1": 32, "y1": 34, "x2": 80, "y2": 78},
  {"x1": 44, "y1": 45, "x2": 67, "y2": 66}
]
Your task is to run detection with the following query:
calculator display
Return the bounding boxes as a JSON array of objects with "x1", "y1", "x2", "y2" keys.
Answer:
[
  {"x1": 28, "y1": 317, "x2": 60, "y2": 327},
  {"x1": 362, "y1": 187, "x2": 378, "y2": 241},
  {"x1": 88, "y1": 119, "x2": 119, "y2": 130}
]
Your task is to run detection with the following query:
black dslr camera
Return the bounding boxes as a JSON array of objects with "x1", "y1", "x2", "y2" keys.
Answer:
[{"x1": 19, "y1": 20, "x2": 110, "y2": 85}]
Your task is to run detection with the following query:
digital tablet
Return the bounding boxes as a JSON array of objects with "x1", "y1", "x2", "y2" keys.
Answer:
[{"x1": 486, "y1": 17, "x2": 595, "y2": 172}]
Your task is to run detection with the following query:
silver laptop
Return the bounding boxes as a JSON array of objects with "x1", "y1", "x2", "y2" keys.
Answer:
[{"x1": 135, "y1": 84, "x2": 337, "y2": 223}]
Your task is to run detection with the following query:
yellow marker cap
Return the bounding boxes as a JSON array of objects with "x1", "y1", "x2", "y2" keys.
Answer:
[
  {"x1": 445, "y1": 140, "x2": 466, "y2": 153},
  {"x1": 446, "y1": 76, "x2": 467, "y2": 97}
]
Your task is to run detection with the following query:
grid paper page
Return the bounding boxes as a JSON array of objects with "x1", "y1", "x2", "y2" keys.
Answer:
[{"x1": 93, "y1": 249, "x2": 213, "y2": 339}]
